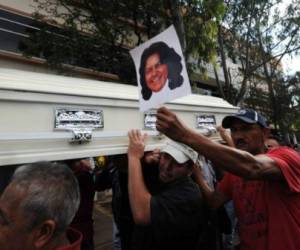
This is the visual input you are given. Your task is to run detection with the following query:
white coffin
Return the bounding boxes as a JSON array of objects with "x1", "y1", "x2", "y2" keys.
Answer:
[{"x1": 0, "y1": 69, "x2": 237, "y2": 166}]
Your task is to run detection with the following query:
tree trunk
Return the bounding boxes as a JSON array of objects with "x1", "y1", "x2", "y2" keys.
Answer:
[
  {"x1": 165, "y1": 0, "x2": 187, "y2": 56},
  {"x1": 213, "y1": 65, "x2": 225, "y2": 99},
  {"x1": 217, "y1": 25, "x2": 233, "y2": 103}
]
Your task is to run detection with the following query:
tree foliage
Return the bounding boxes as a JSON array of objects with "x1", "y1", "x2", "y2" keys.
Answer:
[
  {"x1": 212, "y1": 0, "x2": 300, "y2": 136},
  {"x1": 215, "y1": 0, "x2": 300, "y2": 106},
  {"x1": 23, "y1": 0, "x2": 224, "y2": 84},
  {"x1": 23, "y1": 0, "x2": 300, "y2": 135},
  {"x1": 245, "y1": 71, "x2": 300, "y2": 139},
  {"x1": 275, "y1": 72, "x2": 300, "y2": 135}
]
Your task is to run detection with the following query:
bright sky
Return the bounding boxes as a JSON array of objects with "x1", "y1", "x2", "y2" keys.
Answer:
[
  {"x1": 282, "y1": 56, "x2": 300, "y2": 74},
  {"x1": 276, "y1": 0, "x2": 300, "y2": 75}
]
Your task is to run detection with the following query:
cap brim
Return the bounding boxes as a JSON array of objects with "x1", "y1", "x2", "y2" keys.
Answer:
[
  {"x1": 161, "y1": 144, "x2": 189, "y2": 164},
  {"x1": 222, "y1": 116, "x2": 256, "y2": 128}
]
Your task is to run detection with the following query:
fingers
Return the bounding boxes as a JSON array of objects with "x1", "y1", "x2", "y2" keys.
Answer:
[
  {"x1": 156, "y1": 106, "x2": 173, "y2": 120},
  {"x1": 156, "y1": 107, "x2": 176, "y2": 132},
  {"x1": 157, "y1": 106, "x2": 171, "y2": 115},
  {"x1": 128, "y1": 129, "x2": 140, "y2": 140},
  {"x1": 216, "y1": 125, "x2": 225, "y2": 133},
  {"x1": 128, "y1": 129, "x2": 147, "y2": 143},
  {"x1": 128, "y1": 129, "x2": 140, "y2": 141},
  {"x1": 156, "y1": 119, "x2": 169, "y2": 133},
  {"x1": 128, "y1": 129, "x2": 147, "y2": 159},
  {"x1": 142, "y1": 132, "x2": 148, "y2": 142}
]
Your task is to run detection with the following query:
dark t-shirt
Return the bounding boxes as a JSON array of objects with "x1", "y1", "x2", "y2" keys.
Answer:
[{"x1": 131, "y1": 177, "x2": 204, "y2": 250}]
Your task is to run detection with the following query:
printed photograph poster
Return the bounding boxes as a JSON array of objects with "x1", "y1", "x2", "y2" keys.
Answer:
[{"x1": 130, "y1": 25, "x2": 191, "y2": 112}]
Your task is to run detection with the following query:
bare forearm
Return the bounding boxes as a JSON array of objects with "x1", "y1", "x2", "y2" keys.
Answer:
[
  {"x1": 183, "y1": 129, "x2": 263, "y2": 179},
  {"x1": 193, "y1": 172, "x2": 217, "y2": 208},
  {"x1": 156, "y1": 107, "x2": 281, "y2": 180},
  {"x1": 128, "y1": 156, "x2": 151, "y2": 225},
  {"x1": 219, "y1": 131, "x2": 235, "y2": 147},
  {"x1": 193, "y1": 168, "x2": 228, "y2": 209}
]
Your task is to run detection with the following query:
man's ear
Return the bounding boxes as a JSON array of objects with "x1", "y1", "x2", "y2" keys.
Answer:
[{"x1": 34, "y1": 220, "x2": 56, "y2": 249}]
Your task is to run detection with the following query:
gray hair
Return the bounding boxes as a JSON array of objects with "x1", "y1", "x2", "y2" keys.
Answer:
[{"x1": 11, "y1": 161, "x2": 80, "y2": 234}]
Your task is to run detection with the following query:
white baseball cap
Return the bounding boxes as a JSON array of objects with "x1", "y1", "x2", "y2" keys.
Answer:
[{"x1": 161, "y1": 140, "x2": 198, "y2": 164}]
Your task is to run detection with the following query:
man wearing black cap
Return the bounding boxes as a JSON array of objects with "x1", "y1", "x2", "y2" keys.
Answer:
[
  {"x1": 127, "y1": 129, "x2": 204, "y2": 250},
  {"x1": 156, "y1": 107, "x2": 300, "y2": 250}
]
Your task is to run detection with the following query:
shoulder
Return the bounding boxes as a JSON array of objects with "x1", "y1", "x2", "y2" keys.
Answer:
[
  {"x1": 267, "y1": 146, "x2": 298, "y2": 154},
  {"x1": 150, "y1": 179, "x2": 203, "y2": 227},
  {"x1": 153, "y1": 178, "x2": 202, "y2": 204},
  {"x1": 170, "y1": 177, "x2": 202, "y2": 195},
  {"x1": 266, "y1": 146, "x2": 300, "y2": 166},
  {"x1": 266, "y1": 147, "x2": 300, "y2": 192}
]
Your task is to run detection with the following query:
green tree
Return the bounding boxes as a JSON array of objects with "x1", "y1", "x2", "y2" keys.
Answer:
[
  {"x1": 23, "y1": 0, "x2": 224, "y2": 85},
  {"x1": 214, "y1": 0, "x2": 300, "y2": 108},
  {"x1": 245, "y1": 71, "x2": 300, "y2": 141}
]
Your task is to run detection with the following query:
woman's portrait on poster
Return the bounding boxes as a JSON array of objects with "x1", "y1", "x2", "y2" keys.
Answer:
[{"x1": 139, "y1": 41, "x2": 184, "y2": 101}]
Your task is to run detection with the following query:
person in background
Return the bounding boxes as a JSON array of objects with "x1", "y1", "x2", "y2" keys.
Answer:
[
  {"x1": 292, "y1": 144, "x2": 300, "y2": 153},
  {"x1": 216, "y1": 125, "x2": 239, "y2": 249},
  {"x1": 95, "y1": 154, "x2": 132, "y2": 250},
  {"x1": 265, "y1": 134, "x2": 282, "y2": 150},
  {"x1": 66, "y1": 158, "x2": 95, "y2": 250},
  {"x1": 195, "y1": 155, "x2": 233, "y2": 250},
  {"x1": 0, "y1": 161, "x2": 81, "y2": 250},
  {"x1": 156, "y1": 107, "x2": 300, "y2": 250}
]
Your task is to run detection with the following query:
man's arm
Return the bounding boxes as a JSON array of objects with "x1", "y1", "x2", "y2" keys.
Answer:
[
  {"x1": 217, "y1": 126, "x2": 235, "y2": 148},
  {"x1": 127, "y1": 129, "x2": 151, "y2": 225},
  {"x1": 192, "y1": 163, "x2": 230, "y2": 209},
  {"x1": 156, "y1": 107, "x2": 282, "y2": 180}
]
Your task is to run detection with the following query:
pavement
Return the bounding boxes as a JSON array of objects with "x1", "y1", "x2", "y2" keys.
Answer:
[{"x1": 94, "y1": 193, "x2": 113, "y2": 250}]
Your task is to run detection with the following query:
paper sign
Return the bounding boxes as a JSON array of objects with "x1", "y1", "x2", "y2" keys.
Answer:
[{"x1": 130, "y1": 25, "x2": 191, "y2": 112}]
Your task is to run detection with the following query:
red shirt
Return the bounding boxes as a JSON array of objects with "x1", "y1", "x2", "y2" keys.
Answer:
[{"x1": 218, "y1": 147, "x2": 300, "y2": 250}]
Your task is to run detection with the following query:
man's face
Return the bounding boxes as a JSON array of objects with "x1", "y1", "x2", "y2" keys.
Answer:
[
  {"x1": 230, "y1": 119, "x2": 268, "y2": 155},
  {"x1": 144, "y1": 149, "x2": 160, "y2": 166},
  {"x1": 145, "y1": 53, "x2": 168, "y2": 92},
  {"x1": 0, "y1": 183, "x2": 34, "y2": 250},
  {"x1": 158, "y1": 153, "x2": 191, "y2": 183}
]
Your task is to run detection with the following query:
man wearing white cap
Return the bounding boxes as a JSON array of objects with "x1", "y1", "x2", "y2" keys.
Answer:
[{"x1": 127, "y1": 129, "x2": 204, "y2": 250}]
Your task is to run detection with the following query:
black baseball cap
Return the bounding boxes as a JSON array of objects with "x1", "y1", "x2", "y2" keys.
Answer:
[{"x1": 222, "y1": 108, "x2": 268, "y2": 129}]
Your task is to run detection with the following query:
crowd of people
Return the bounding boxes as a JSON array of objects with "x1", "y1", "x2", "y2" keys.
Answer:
[{"x1": 0, "y1": 108, "x2": 300, "y2": 250}]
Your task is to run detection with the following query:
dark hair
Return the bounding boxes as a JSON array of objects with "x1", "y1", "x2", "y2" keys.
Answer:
[
  {"x1": 11, "y1": 161, "x2": 80, "y2": 234},
  {"x1": 139, "y1": 41, "x2": 184, "y2": 100},
  {"x1": 268, "y1": 134, "x2": 285, "y2": 146}
]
